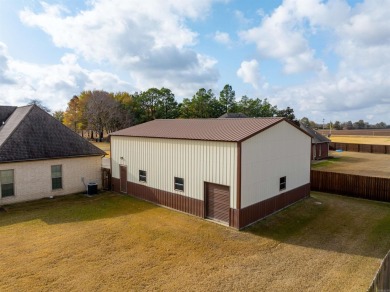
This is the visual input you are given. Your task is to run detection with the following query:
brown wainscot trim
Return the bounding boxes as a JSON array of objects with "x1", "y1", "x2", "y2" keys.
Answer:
[
  {"x1": 229, "y1": 208, "x2": 240, "y2": 229},
  {"x1": 126, "y1": 181, "x2": 204, "y2": 217},
  {"x1": 237, "y1": 183, "x2": 311, "y2": 229},
  {"x1": 112, "y1": 178, "x2": 310, "y2": 230}
]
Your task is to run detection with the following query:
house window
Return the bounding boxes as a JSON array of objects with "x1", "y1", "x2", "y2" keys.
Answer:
[
  {"x1": 279, "y1": 176, "x2": 286, "y2": 191},
  {"x1": 51, "y1": 165, "x2": 62, "y2": 190},
  {"x1": 174, "y1": 177, "x2": 184, "y2": 191},
  {"x1": 139, "y1": 170, "x2": 147, "y2": 182},
  {"x1": 0, "y1": 169, "x2": 14, "y2": 197}
]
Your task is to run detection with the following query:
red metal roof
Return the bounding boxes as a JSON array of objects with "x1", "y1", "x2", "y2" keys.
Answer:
[{"x1": 110, "y1": 118, "x2": 288, "y2": 142}]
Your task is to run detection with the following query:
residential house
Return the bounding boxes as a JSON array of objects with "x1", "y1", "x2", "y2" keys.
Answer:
[
  {"x1": 0, "y1": 105, "x2": 105, "y2": 204},
  {"x1": 300, "y1": 124, "x2": 331, "y2": 160}
]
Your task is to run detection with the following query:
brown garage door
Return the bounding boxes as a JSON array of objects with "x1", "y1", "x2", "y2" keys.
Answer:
[{"x1": 205, "y1": 183, "x2": 230, "y2": 224}]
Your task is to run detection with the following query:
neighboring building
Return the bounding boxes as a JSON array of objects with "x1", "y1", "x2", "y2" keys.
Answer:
[
  {"x1": 110, "y1": 118, "x2": 311, "y2": 229},
  {"x1": 300, "y1": 124, "x2": 331, "y2": 160},
  {"x1": 0, "y1": 105, "x2": 105, "y2": 205}
]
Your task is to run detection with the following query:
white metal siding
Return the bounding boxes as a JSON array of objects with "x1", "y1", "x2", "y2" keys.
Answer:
[
  {"x1": 241, "y1": 121, "x2": 311, "y2": 208},
  {"x1": 0, "y1": 156, "x2": 102, "y2": 204},
  {"x1": 111, "y1": 137, "x2": 238, "y2": 208}
]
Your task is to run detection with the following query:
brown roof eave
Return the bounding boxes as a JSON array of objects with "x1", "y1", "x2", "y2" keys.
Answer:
[
  {"x1": 237, "y1": 118, "x2": 312, "y2": 143},
  {"x1": 237, "y1": 118, "x2": 284, "y2": 143}
]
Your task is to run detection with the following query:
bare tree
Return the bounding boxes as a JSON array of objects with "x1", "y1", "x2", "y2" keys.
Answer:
[
  {"x1": 84, "y1": 90, "x2": 132, "y2": 141},
  {"x1": 27, "y1": 99, "x2": 51, "y2": 113}
]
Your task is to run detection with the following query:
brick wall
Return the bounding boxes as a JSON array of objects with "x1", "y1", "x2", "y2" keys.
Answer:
[{"x1": 0, "y1": 156, "x2": 102, "y2": 205}]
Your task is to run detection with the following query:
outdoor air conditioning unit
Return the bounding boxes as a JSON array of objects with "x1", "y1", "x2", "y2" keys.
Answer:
[{"x1": 87, "y1": 182, "x2": 98, "y2": 195}]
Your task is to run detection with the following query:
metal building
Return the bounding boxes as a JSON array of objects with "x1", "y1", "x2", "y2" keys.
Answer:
[{"x1": 110, "y1": 118, "x2": 311, "y2": 229}]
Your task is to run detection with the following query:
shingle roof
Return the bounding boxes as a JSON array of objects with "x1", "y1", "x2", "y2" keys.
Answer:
[
  {"x1": 0, "y1": 106, "x2": 17, "y2": 125},
  {"x1": 300, "y1": 124, "x2": 331, "y2": 143},
  {"x1": 0, "y1": 106, "x2": 31, "y2": 148},
  {"x1": 0, "y1": 105, "x2": 105, "y2": 163},
  {"x1": 111, "y1": 117, "x2": 303, "y2": 142}
]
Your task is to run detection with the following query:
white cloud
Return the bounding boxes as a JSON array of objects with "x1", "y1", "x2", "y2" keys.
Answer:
[
  {"x1": 238, "y1": 0, "x2": 353, "y2": 74},
  {"x1": 0, "y1": 43, "x2": 15, "y2": 85},
  {"x1": 0, "y1": 43, "x2": 132, "y2": 111},
  {"x1": 336, "y1": 0, "x2": 390, "y2": 71},
  {"x1": 130, "y1": 48, "x2": 219, "y2": 97},
  {"x1": 268, "y1": 66, "x2": 390, "y2": 123},
  {"x1": 213, "y1": 31, "x2": 231, "y2": 45},
  {"x1": 234, "y1": 10, "x2": 252, "y2": 26},
  {"x1": 18, "y1": 0, "x2": 222, "y2": 98},
  {"x1": 239, "y1": 0, "x2": 390, "y2": 75},
  {"x1": 238, "y1": 0, "x2": 390, "y2": 123},
  {"x1": 239, "y1": 1, "x2": 326, "y2": 74},
  {"x1": 237, "y1": 60, "x2": 261, "y2": 90}
]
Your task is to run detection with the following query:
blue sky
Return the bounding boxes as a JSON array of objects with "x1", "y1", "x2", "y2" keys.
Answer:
[{"x1": 0, "y1": 0, "x2": 389, "y2": 123}]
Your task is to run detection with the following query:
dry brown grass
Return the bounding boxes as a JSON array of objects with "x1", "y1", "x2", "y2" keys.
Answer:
[
  {"x1": 1, "y1": 192, "x2": 389, "y2": 291},
  {"x1": 330, "y1": 135, "x2": 390, "y2": 145},
  {"x1": 312, "y1": 151, "x2": 390, "y2": 178},
  {"x1": 91, "y1": 141, "x2": 111, "y2": 157}
]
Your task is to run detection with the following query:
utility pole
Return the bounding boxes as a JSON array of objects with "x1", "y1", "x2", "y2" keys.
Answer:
[{"x1": 323, "y1": 118, "x2": 325, "y2": 130}]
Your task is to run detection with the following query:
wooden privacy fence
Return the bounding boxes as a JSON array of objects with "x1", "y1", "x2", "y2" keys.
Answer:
[
  {"x1": 368, "y1": 250, "x2": 390, "y2": 292},
  {"x1": 310, "y1": 170, "x2": 390, "y2": 202},
  {"x1": 330, "y1": 142, "x2": 390, "y2": 154}
]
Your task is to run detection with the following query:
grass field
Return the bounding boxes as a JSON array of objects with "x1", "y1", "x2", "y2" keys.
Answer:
[
  {"x1": 312, "y1": 151, "x2": 390, "y2": 178},
  {"x1": 330, "y1": 135, "x2": 390, "y2": 145},
  {"x1": 318, "y1": 129, "x2": 390, "y2": 137},
  {"x1": 91, "y1": 141, "x2": 111, "y2": 157},
  {"x1": 1, "y1": 191, "x2": 389, "y2": 291}
]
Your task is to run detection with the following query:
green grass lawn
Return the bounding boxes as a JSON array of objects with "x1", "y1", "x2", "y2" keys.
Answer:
[
  {"x1": 311, "y1": 156, "x2": 341, "y2": 169},
  {"x1": 0, "y1": 191, "x2": 389, "y2": 291}
]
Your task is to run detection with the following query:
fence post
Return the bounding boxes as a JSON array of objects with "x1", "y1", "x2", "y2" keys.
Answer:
[{"x1": 368, "y1": 250, "x2": 390, "y2": 291}]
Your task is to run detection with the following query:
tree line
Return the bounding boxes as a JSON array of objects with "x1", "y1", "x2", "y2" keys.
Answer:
[
  {"x1": 53, "y1": 85, "x2": 299, "y2": 140},
  {"x1": 300, "y1": 117, "x2": 389, "y2": 130}
]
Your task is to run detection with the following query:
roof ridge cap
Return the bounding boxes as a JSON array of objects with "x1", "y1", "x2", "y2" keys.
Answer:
[{"x1": 0, "y1": 105, "x2": 34, "y2": 149}]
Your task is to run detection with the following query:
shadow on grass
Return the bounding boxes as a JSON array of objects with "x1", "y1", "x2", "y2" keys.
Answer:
[
  {"x1": 0, "y1": 192, "x2": 155, "y2": 227},
  {"x1": 243, "y1": 192, "x2": 390, "y2": 259}
]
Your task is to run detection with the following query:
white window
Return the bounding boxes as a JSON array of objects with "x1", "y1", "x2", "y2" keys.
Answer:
[
  {"x1": 0, "y1": 169, "x2": 14, "y2": 197},
  {"x1": 51, "y1": 165, "x2": 62, "y2": 190},
  {"x1": 279, "y1": 176, "x2": 286, "y2": 191},
  {"x1": 139, "y1": 170, "x2": 147, "y2": 182},
  {"x1": 174, "y1": 177, "x2": 184, "y2": 191}
]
